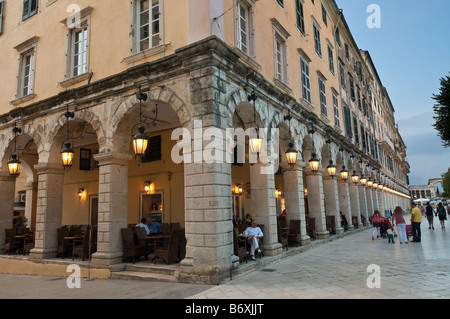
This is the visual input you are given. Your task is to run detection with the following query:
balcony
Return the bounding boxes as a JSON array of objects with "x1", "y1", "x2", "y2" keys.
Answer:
[{"x1": 379, "y1": 133, "x2": 394, "y2": 154}]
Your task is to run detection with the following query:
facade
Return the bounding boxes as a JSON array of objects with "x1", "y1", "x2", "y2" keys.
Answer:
[
  {"x1": 0, "y1": 0, "x2": 410, "y2": 284},
  {"x1": 410, "y1": 178, "x2": 443, "y2": 200}
]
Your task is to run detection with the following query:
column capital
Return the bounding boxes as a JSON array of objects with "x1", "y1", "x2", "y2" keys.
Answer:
[
  {"x1": 94, "y1": 152, "x2": 133, "y2": 166},
  {"x1": 33, "y1": 163, "x2": 64, "y2": 175}
]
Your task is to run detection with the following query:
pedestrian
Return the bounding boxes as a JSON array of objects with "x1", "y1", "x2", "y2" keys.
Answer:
[
  {"x1": 425, "y1": 202, "x2": 434, "y2": 230},
  {"x1": 410, "y1": 202, "x2": 422, "y2": 242},
  {"x1": 387, "y1": 226, "x2": 395, "y2": 243},
  {"x1": 436, "y1": 202, "x2": 447, "y2": 229},
  {"x1": 420, "y1": 205, "x2": 425, "y2": 217},
  {"x1": 392, "y1": 206, "x2": 408, "y2": 244},
  {"x1": 372, "y1": 210, "x2": 382, "y2": 240}
]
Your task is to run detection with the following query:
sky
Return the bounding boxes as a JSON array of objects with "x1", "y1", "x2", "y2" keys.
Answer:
[{"x1": 335, "y1": 0, "x2": 450, "y2": 188}]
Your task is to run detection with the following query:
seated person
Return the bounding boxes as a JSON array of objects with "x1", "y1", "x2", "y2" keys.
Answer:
[
  {"x1": 136, "y1": 218, "x2": 150, "y2": 235},
  {"x1": 243, "y1": 220, "x2": 263, "y2": 261},
  {"x1": 147, "y1": 218, "x2": 161, "y2": 234}
]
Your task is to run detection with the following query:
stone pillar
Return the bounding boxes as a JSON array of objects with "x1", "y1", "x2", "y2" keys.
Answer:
[
  {"x1": 358, "y1": 184, "x2": 367, "y2": 226},
  {"x1": 249, "y1": 162, "x2": 282, "y2": 255},
  {"x1": 377, "y1": 189, "x2": 384, "y2": 215},
  {"x1": 0, "y1": 173, "x2": 16, "y2": 253},
  {"x1": 24, "y1": 181, "x2": 38, "y2": 232},
  {"x1": 365, "y1": 187, "x2": 374, "y2": 219},
  {"x1": 349, "y1": 182, "x2": 360, "y2": 229},
  {"x1": 305, "y1": 169, "x2": 329, "y2": 239},
  {"x1": 337, "y1": 178, "x2": 353, "y2": 230},
  {"x1": 282, "y1": 162, "x2": 310, "y2": 245},
  {"x1": 29, "y1": 163, "x2": 64, "y2": 260},
  {"x1": 323, "y1": 175, "x2": 342, "y2": 234},
  {"x1": 91, "y1": 152, "x2": 132, "y2": 266}
]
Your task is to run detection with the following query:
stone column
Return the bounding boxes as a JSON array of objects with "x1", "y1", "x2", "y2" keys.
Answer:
[
  {"x1": 365, "y1": 187, "x2": 374, "y2": 219},
  {"x1": 249, "y1": 162, "x2": 282, "y2": 255},
  {"x1": 377, "y1": 189, "x2": 384, "y2": 215},
  {"x1": 305, "y1": 169, "x2": 329, "y2": 239},
  {"x1": 282, "y1": 162, "x2": 310, "y2": 245},
  {"x1": 24, "y1": 181, "x2": 38, "y2": 232},
  {"x1": 323, "y1": 175, "x2": 342, "y2": 234},
  {"x1": 358, "y1": 184, "x2": 367, "y2": 226},
  {"x1": 349, "y1": 182, "x2": 360, "y2": 229},
  {"x1": 0, "y1": 173, "x2": 16, "y2": 253},
  {"x1": 337, "y1": 178, "x2": 353, "y2": 230},
  {"x1": 29, "y1": 163, "x2": 64, "y2": 260},
  {"x1": 91, "y1": 152, "x2": 132, "y2": 266}
]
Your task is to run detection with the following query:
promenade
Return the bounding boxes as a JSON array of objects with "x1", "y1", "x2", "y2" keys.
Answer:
[{"x1": 1, "y1": 215, "x2": 449, "y2": 300}]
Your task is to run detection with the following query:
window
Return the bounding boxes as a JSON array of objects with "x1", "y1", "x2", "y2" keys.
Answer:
[
  {"x1": 19, "y1": 51, "x2": 35, "y2": 97},
  {"x1": 0, "y1": 0, "x2": 4, "y2": 35},
  {"x1": 360, "y1": 125, "x2": 366, "y2": 151},
  {"x1": 327, "y1": 45, "x2": 334, "y2": 75},
  {"x1": 321, "y1": 4, "x2": 327, "y2": 26},
  {"x1": 276, "y1": 0, "x2": 284, "y2": 8},
  {"x1": 357, "y1": 86, "x2": 362, "y2": 109},
  {"x1": 343, "y1": 105, "x2": 352, "y2": 138},
  {"x1": 63, "y1": 7, "x2": 93, "y2": 80},
  {"x1": 137, "y1": 0, "x2": 160, "y2": 52},
  {"x1": 344, "y1": 43, "x2": 350, "y2": 60},
  {"x1": 353, "y1": 116, "x2": 359, "y2": 144},
  {"x1": 300, "y1": 56, "x2": 311, "y2": 103},
  {"x1": 22, "y1": 0, "x2": 38, "y2": 21},
  {"x1": 339, "y1": 61, "x2": 345, "y2": 89},
  {"x1": 313, "y1": 23, "x2": 321, "y2": 57},
  {"x1": 349, "y1": 75, "x2": 355, "y2": 100},
  {"x1": 236, "y1": 2, "x2": 250, "y2": 55},
  {"x1": 333, "y1": 93, "x2": 340, "y2": 127},
  {"x1": 80, "y1": 149, "x2": 91, "y2": 171},
  {"x1": 318, "y1": 76, "x2": 327, "y2": 116},
  {"x1": 142, "y1": 135, "x2": 162, "y2": 163},
  {"x1": 295, "y1": 0, "x2": 305, "y2": 34},
  {"x1": 335, "y1": 26, "x2": 341, "y2": 46},
  {"x1": 275, "y1": 38, "x2": 284, "y2": 82}
]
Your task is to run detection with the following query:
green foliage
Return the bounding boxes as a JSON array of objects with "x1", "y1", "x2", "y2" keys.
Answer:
[
  {"x1": 432, "y1": 73, "x2": 450, "y2": 148},
  {"x1": 442, "y1": 169, "x2": 450, "y2": 199}
]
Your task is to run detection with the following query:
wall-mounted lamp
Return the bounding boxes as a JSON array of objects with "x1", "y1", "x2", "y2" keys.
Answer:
[
  {"x1": 144, "y1": 180, "x2": 152, "y2": 194},
  {"x1": 233, "y1": 184, "x2": 243, "y2": 195},
  {"x1": 77, "y1": 187, "x2": 86, "y2": 200},
  {"x1": 275, "y1": 189, "x2": 282, "y2": 197}
]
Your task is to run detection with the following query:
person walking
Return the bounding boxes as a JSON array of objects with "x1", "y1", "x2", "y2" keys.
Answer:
[
  {"x1": 436, "y1": 202, "x2": 448, "y2": 229},
  {"x1": 392, "y1": 206, "x2": 408, "y2": 244},
  {"x1": 372, "y1": 210, "x2": 382, "y2": 240},
  {"x1": 425, "y1": 202, "x2": 435, "y2": 230},
  {"x1": 410, "y1": 203, "x2": 422, "y2": 242}
]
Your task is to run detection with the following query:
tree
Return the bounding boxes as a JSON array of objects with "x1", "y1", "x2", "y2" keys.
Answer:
[
  {"x1": 441, "y1": 169, "x2": 450, "y2": 199},
  {"x1": 432, "y1": 73, "x2": 450, "y2": 148}
]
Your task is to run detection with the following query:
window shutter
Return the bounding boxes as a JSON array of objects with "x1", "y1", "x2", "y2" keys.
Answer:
[
  {"x1": 344, "y1": 106, "x2": 352, "y2": 138},
  {"x1": 142, "y1": 135, "x2": 162, "y2": 163},
  {"x1": 0, "y1": 1, "x2": 4, "y2": 35}
]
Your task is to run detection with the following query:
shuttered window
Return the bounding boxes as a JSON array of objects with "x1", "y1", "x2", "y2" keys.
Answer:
[
  {"x1": 22, "y1": 0, "x2": 38, "y2": 21},
  {"x1": 0, "y1": 1, "x2": 4, "y2": 35},
  {"x1": 343, "y1": 105, "x2": 352, "y2": 138}
]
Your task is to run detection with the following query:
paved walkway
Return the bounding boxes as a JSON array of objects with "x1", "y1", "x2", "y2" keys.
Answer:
[{"x1": 1, "y1": 215, "x2": 449, "y2": 300}]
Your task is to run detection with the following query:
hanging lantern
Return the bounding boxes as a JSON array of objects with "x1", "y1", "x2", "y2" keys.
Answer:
[
  {"x1": 340, "y1": 166, "x2": 349, "y2": 181},
  {"x1": 351, "y1": 171, "x2": 359, "y2": 184},
  {"x1": 372, "y1": 180, "x2": 378, "y2": 189},
  {"x1": 327, "y1": 160, "x2": 336, "y2": 178},
  {"x1": 360, "y1": 175, "x2": 367, "y2": 185},
  {"x1": 309, "y1": 153, "x2": 320, "y2": 173},
  {"x1": 133, "y1": 126, "x2": 149, "y2": 157},
  {"x1": 367, "y1": 178, "x2": 373, "y2": 187},
  {"x1": 285, "y1": 142, "x2": 298, "y2": 167},
  {"x1": 61, "y1": 142, "x2": 75, "y2": 171},
  {"x1": 7, "y1": 154, "x2": 21, "y2": 178},
  {"x1": 249, "y1": 131, "x2": 262, "y2": 154}
]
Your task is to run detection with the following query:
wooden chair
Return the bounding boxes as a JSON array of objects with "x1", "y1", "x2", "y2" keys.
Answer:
[
  {"x1": 69, "y1": 225, "x2": 82, "y2": 236},
  {"x1": 170, "y1": 223, "x2": 181, "y2": 231},
  {"x1": 287, "y1": 219, "x2": 301, "y2": 247},
  {"x1": 160, "y1": 223, "x2": 170, "y2": 236},
  {"x1": 4, "y1": 229, "x2": 22, "y2": 255},
  {"x1": 178, "y1": 228, "x2": 186, "y2": 261},
  {"x1": 233, "y1": 228, "x2": 248, "y2": 263},
  {"x1": 72, "y1": 228, "x2": 91, "y2": 261},
  {"x1": 306, "y1": 217, "x2": 316, "y2": 240},
  {"x1": 154, "y1": 229, "x2": 182, "y2": 265},
  {"x1": 121, "y1": 228, "x2": 147, "y2": 263},
  {"x1": 277, "y1": 223, "x2": 288, "y2": 251},
  {"x1": 326, "y1": 216, "x2": 336, "y2": 235},
  {"x1": 56, "y1": 227, "x2": 72, "y2": 258},
  {"x1": 23, "y1": 235, "x2": 35, "y2": 255},
  {"x1": 135, "y1": 227, "x2": 149, "y2": 260}
]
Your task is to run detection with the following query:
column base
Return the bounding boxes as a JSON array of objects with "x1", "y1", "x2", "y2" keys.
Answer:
[
  {"x1": 315, "y1": 231, "x2": 330, "y2": 239},
  {"x1": 91, "y1": 252, "x2": 123, "y2": 267},
  {"x1": 300, "y1": 235, "x2": 311, "y2": 246},
  {"x1": 29, "y1": 248, "x2": 57, "y2": 260}
]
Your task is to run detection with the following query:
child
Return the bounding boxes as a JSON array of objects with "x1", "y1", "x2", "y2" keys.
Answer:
[{"x1": 387, "y1": 226, "x2": 395, "y2": 243}]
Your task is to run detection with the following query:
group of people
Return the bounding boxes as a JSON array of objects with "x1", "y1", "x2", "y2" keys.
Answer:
[
  {"x1": 371, "y1": 201, "x2": 449, "y2": 244},
  {"x1": 136, "y1": 217, "x2": 161, "y2": 236}
]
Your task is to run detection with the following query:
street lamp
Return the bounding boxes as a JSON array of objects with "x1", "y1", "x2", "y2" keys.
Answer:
[
  {"x1": 61, "y1": 106, "x2": 75, "y2": 171},
  {"x1": 132, "y1": 85, "x2": 150, "y2": 159},
  {"x1": 360, "y1": 175, "x2": 367, "y2": 186},
  {"x1": 284, "y1": 113, "x2": 298, "y2": 167},
  {"x1": 248, "y1": 91, "x2": 262, "y2": 154},
  {"x1": 340, "y1": 165, "x2": 349, "y2": 181},
  {"x1": 309, "y1": 153, "x2": 320, "y2": 174},
  {"x1": 351, "y1": 170, "x2": 359, "y2": 184},
  {"x1": 7, "y1": 123, "x2": 22, "y2": 178},
  {"x1": 327, "y1": 160, "x2": 337, "y2": 178}
]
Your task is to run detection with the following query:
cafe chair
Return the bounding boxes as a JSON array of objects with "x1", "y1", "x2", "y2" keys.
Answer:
[
  {"x1": 56, "y1": 227, "x2": 72, "y2": 258},
  {"x1": 178, "y1": 228, "x2": 186, "y2": 261},
  {"x1": 121, "y1": 228, "x2": 147, "y2": 264},
  {"x1": 4, "y1": 229, "x2": 22, "y2": 255},
  {"x1": 287, "y1": 219, "x2": 301, "y2": 247},
  {"x1": 72, "y1": 228, "x2": 91, "y2": 261},
  {"x1": 23, "y1": 236, "x2": 35, "y2": 256},
  {"x1": 233, "y1": 228, "x2": 248, "y2": 263},
  {"x1": 154, "y1": 229, "x2": 181, "y2": 265},
  {"x1": 135, "y1": 227, "x2": 149, "y2": 260},
  {"x1": 277, "y1": 223, "x2": 288, "y2": 251}
]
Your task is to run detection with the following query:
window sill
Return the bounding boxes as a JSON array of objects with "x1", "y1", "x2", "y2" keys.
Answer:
[
  {"x1": 122, "y1": 43, "x2": 169, "y2": 66},
  {"x1": 320, "y1": 114, "x2": 331, "y2": 124},
  {"x1": 301, "y1": 98, "x2": 314, "y2": 110},
  {"x1": 10, "y1": 93, "x2": 36, "y2": 106},
  {"x1": 232, "y1": 48, "x2": 261, "y2": 71},
  {"x1": 273, "y1": 78, "x2": 292, "y2": 94},
  {"x1": 58, "y1": 72, "x2": 93, "y2": 89}
]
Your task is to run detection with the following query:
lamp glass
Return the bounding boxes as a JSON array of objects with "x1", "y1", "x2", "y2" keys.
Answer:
[
  {"x1": 285, "y1": 143, "x2": 298, "y2": 166},
  {"x1": 360, "y1": 176, "x2": 367, "y2": 185},
  {"x1": 340, "y1": 169, "x2": 349, "y2": 181},
  {"x1": 133, "y1": 126, "x2": 149, "y2": 157},
  {"x1": 309, "y1": 153, "x2": 320, "y2": 173},
  {"x1": 61, "y1": 143, "x2": 74, "y2": 170},
  {"x1": 7, "y1": 154, "x2": 20, "y2": 177},
  {"x1": 249, "y1": 135, "x2": 262, "y2": 154}
]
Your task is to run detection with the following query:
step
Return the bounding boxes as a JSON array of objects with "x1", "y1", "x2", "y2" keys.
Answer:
[
  {"x1": 110, "y1": 270, "x2": 178, "y2": 283},
  {"x1": 125, "y1": 263, "x2": 178, "y2": 276}
]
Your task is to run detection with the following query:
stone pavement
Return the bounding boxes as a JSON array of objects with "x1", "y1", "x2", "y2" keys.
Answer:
[{"x1": 1, "y1": 215, "x2": 449, "y2": 300}]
